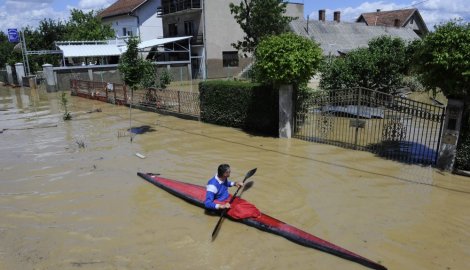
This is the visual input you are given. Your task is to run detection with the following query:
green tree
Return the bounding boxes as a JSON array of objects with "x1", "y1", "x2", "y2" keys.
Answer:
[
  {"x1": 0, "y1": 32, "x2": 15, "y2": 67},
  {"x1": 118, "y1": 37, "x2": 142, "y2": 89},
  {"x1": 320, "y1": 36, "x2": 408, "y2": 93},
  {"x1": 253, "y1": 32, "x2": 323, "y2": 86},
  {"x1": 412, "y1": 20, "x2": 470, "y2": 98},
  {"x1": 229, "y1": 0, "x2": 296, "y2": 53},
  {"x1": 412, "y1": 20, "x2": 470, "y2": 170},
  {"x1": 65, "y1": 9, "x2": 115, "y2": 40}
]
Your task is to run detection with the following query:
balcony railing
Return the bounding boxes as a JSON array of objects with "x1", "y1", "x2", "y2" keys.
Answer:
[{"x1": 161, "y1": 0, "x2": 201, "y2": 15}]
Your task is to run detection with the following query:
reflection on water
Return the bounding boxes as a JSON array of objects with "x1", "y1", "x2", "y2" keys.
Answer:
[{"x1": 1, "y1": 85, "x2": 470, "y2": 270}]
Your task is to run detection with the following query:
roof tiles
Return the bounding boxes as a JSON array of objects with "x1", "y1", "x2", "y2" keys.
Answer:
[{"x1": 99, "y1": 0, "x2": 148, "y2": 19}]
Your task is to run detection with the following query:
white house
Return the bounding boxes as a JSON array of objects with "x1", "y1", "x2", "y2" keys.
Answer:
[{"x1": 99, "y1": 0, "x2": 163, "y2": 42}]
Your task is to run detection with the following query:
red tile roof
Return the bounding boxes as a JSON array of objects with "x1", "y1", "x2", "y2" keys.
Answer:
[
  {"x1": 357, "y1": 8, "x2": 417, "y2": 27},
  {"x1": 99, "y1": 0, "x2": 148, "y2": 19}
]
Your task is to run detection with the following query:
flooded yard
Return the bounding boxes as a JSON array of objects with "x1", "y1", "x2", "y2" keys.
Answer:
[{"x1": 1, "y1": 85, "x2": 469, "y2": 270}]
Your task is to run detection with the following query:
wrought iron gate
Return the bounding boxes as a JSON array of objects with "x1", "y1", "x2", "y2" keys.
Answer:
[{"x1": 294, "y1": 87, "x2": 446, "y2": 165}]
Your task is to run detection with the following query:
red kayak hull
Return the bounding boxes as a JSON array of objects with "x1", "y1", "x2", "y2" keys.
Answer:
[{"x1": 137, "y1": 172, "x2": 386, "y2": 270}]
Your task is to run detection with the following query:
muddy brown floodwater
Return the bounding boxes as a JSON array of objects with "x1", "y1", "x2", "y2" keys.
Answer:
[{"x1": 1, "y1": 85, "x2": 469, "y2": 270}]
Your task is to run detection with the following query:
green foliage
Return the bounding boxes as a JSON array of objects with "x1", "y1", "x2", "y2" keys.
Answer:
[
  {"x1": 0, "y1": 9, "x2": 114, "y2": 72},
  {"x1": 158, "y1": 69, "x2": 172, "y2": 89},
  {"x1": 140, "y1": 60, "x2": 157, "y2": 89},
  {"x1": 118, "y1": 37, "x2": 141, "y2": 89},
  {"x1": 401, "y1": 76, "x2": 425, "y2": 92},
  {"x1": 119, "y1": 37, "x2": 162, "y2": 90},
  {"x1": 320, "y1": 36, "x2": 408, "y2": 93},
  {"x1": 412, "y1": 19, "x2": 470, "y2": 98},
  {"x1": 254, "y1": 32, "x2": 323, "y2": 86},
  {"x1": 455, "y1": 108, "x2": 470, "y2": 171},
  {"x1": 199, "y1": 80, "x2": 278, "y2": 135},
  {"x1": 65, "y1": 9, "x2": 115, "y2": 40},
  {"x1": 0, "y1": 32, "x2": 15, "y2": 67},
  {"x1": 60, "y1": 92, "x2": 72, "y2": 120},
  {"x1": 229, "y1": 0, "x2": 296, "y2": 53}
]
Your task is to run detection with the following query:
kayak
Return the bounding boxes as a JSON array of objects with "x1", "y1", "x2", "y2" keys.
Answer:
[{"x1": 137, "y1": 172, "x2": 387, "y2": 270}]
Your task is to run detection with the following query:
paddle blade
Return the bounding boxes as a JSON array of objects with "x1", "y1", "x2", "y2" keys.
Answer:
[{"x1": 243, "y1": 168, "x2": 257, "y2": 182}]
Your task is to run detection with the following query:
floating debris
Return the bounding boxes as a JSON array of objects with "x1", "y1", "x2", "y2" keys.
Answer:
[{"x1": 135, "y1": 153, "x2": 146, "y2": 159}]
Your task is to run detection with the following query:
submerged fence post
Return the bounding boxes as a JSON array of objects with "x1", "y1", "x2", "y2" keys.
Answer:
[
  {"x1": 279, "y1": 84, "x2": 293, "y2": 138},
  {"x1": 14, "y1": 63, "x2": 25, "y2": 87}
]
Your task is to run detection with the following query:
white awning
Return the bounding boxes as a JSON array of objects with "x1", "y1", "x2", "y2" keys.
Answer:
[
  {"x1": 57, "y1": 44, "x2": 124, "y2": 57},
  {"x1": 138, "y1": 36, "x2": 192, "y2": 49}
]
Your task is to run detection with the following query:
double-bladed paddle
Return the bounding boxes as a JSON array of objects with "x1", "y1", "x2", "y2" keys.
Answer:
[{"x1": 211, "y1": 168, "x2": 257, "y2": 240}]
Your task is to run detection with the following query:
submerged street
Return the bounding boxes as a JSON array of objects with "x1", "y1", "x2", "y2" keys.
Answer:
[{"x1": 1, "y1": 85, "x2": 469, "y2": 270}]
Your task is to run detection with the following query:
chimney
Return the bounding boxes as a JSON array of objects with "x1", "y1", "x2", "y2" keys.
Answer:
[
  {"x1": 394, "y1": 19, "x2": 400, "y2": 27},
  {"x1": 334, "y1": 11, "x2": 341, "y2": 22},
  {"x1": 319, "y1": 9, "x2": 325, "y2": 22}
]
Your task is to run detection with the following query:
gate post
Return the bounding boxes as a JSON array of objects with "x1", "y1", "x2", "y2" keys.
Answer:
[
  {"x1": 14, "y1": 63, "x2": 25, "y2": 87},
  {"x1": 42, "y1": 64, "x2": 56, "y2": 92},
  {"x1": 5, "y1": 64, "x2": 13, "y2": 85},
  {"x1": 436, "y1": 98, "x2": 464, "y2": 171},
  {"x1": 279, "y1": 84, "x2": 293, "y2": 138}
]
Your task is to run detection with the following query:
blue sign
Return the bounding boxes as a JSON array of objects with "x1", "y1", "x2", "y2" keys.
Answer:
[{"x1": 7, "y1": 28, "x2": 19, "y2": 43}]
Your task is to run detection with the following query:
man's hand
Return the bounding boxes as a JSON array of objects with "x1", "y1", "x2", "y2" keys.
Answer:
[
  {"x1": 235, "y1": 182, "x2": 244, "y2": 188},
  {"x1": 218, "y1": 202, "x2": 231, "y2": 209}
]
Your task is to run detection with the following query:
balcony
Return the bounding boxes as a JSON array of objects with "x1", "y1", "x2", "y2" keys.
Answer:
[
  {"x1": 191, "y1": 34, "x2": 204, "y2": 45},
  {"x1": 160, "y1": 0, "x2": 202, "y2": 15}
]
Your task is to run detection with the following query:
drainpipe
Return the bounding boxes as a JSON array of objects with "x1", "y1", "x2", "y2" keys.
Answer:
[{"x1": 202, "y1": 0, "x2": 208, "y2": 80}]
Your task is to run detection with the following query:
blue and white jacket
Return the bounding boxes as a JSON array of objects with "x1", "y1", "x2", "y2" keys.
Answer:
[{"x1": 204, "y1": 175, "x2": 235, "y2": 210}]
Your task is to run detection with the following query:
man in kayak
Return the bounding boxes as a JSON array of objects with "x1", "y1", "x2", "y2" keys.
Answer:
[{"x1": 205, "y1": 164, "x2": 260, "y2": 219}]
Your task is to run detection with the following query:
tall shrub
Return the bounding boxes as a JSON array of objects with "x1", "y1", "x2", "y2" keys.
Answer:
[{"x1": 253, "y1": 32, "x2": 323, "y2": 86}]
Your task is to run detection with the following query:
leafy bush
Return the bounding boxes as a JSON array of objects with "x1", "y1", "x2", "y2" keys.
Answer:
[
  {"x1": 199, "y1": 80, "x2": 278, "y2": 135},
  {"x1": 254, "y1": 32, "x2": 323, "y2": 86},
  {"x1": 401, "y1": 76, "x2": 425, "y2": 92},
  {"x1": 320, "y1": 36, "x2": 408, "y2": 93}
]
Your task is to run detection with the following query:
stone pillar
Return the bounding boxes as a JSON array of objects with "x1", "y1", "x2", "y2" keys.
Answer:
[
  {"x1": 5, "y1": 65, "x2": 13, "y2": 85},
  {"x1": 279, "y1": 84, "x2": 293, "y2": 138},
  {"x1": 42, "y1": 64, "x2": 56, "y2": 92},
  {"x1": 88, "y1": 68, "x2": 93, "y2": 81},
  {"x1": 436, "y1": 98, "x2": 464, "y2": 171},
  {"x1": 14, "y1": 63, "x2": 25, "y2": 86},
  {"x1": 187, "y1": 63, "x2": 192, "y2": 81}
]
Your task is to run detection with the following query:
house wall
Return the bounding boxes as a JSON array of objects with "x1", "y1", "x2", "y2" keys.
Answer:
[
  {"x1": 204, "y1": 0, "x2": 248, "y2": 78},
  {"x1": 136, "y1": 0, "x2": 164, "y2": 40},
  {"x1": 160, "y1": 1, "x2": 304, "y2": 79},
  {"x1": 103, "y1": 15, "x2": 140, "y2": 39},
  {"x1": 404, "y1": 15, "x2": 419, "y2": 31},
  {"x1": 102, "y1": 0, "x2": 163, "y2": 42},
  {"x1": 285, "y1": 2, "x2": 304, "y2": 19}
]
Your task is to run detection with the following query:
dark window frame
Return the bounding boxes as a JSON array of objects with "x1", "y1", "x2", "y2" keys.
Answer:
[{"x1": 222, "y1": 51, "x2": 239, "y2": 67}]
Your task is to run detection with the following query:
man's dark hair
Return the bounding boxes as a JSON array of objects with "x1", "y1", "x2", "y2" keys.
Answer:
[{"x1": 217, "y1": 164, "x2": 230, "y2": 177}]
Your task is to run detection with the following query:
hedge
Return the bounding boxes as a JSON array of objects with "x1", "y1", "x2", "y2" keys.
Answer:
[{"x1": 199, "y1": 80, "x2": 278, "y2": 136}]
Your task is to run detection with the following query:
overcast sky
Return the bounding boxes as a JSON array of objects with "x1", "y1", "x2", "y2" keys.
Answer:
[{"x1": 1, "y1": 0, "x2": 469, "y2": 33}]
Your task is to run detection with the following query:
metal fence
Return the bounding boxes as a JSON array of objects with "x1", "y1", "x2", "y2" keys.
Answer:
[
  {"x1": 294, "y1": 87, "x2": 446, "y2": 165},
  {"x1": 70, "y1": 79, "x2": 200, "y2": 119}
]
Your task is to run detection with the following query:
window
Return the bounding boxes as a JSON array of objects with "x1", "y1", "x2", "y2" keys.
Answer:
[
  {"x1": 122, "y1": 27, "x2": 133, "y2": 37},
  {"x1": 222, "y1": 51, "x2": 239, "y2": 67},
  {"x1": 169, "y1": 23, "x2": 178, "y2": 37},
  {"x1": 184, "y1": 21, "x2": 194, "y2": 36}
]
